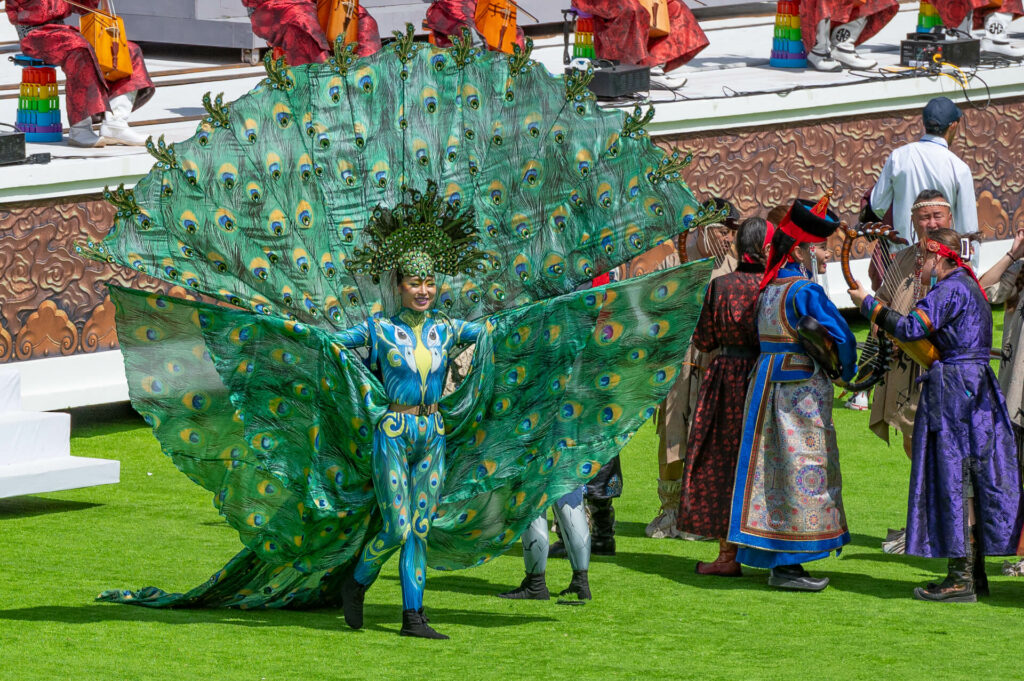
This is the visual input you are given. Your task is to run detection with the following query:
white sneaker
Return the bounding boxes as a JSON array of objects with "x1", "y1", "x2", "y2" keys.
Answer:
[
  {"x1": 807, "y1": 49, "x2": 842, "y2": 72},
  {"x1": 67, "y1": 118, "x2": 104, "y2": 148},
  {"x1": 832, "y1": 41, "x2": 877, "y2": 69},
  {"x1": 844, "y1": 391, "x2": 869, "y2": 411}
]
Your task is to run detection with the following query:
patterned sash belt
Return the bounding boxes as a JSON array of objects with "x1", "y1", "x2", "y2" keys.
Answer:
[{"x1": 389, "y1": 403, "x2": 439, "y2": 417}]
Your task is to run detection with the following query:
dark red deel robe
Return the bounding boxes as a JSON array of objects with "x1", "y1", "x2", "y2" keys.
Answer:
[
  {"x1": 424, "y1": 1, "x2": 525, "y2": 50},
  {"x1": 572, "y1": 0, "x2": 708, "y2": 72},
  {"x1": 7, "y1": 0, "x2": 154, "y2": 124},
  {"x1": 930, "y1": 0, "x2": 1023, "y2": 29},
  {"x1": 677, "y1": 264, "x2": 763, "y2": 539},
  {"x1": 244, "y1": 0, "x2": 382, "y2": 65},
  {"x1": 798, "y1": 0, "x2": 899, "y2": 53}
]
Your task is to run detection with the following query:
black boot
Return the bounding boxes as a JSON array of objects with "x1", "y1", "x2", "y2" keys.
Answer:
[
  {"x1": 974, "y1": 552, "x2": 990, "y2": 598},
  {"x1": 913, "y1": 557, "x2": 976, "y2": 602},
  {"x1": 400, "y1": 608, "x2": 449, "y2": 639},
  {"x1": 589, "y1": 498, "x2": 616, "y2": 556},
  {"x1": 341, "y1": 573, "x2": 368, "y2": 630},
  {"x1": 498, "y1": 572, "x2": 550, "y2": 600},
  {"x1": 558, "y1": 569, "x2": 592, "y2": 601}
]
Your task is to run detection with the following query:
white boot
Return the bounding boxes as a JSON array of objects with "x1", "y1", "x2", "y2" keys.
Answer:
[
  {"x1": 981, "y1": 12, "x2": 1024, "y2": 58},
  {"x1": 99, "y1": 92, "x2": 148, "y2": 146},
  {"x1": 808, "y1": 19, "x2": 842, "y2": 71},
  {"x1": 67, "y1": 117, "x2": 104, "y2": 148},
  {"x1": 650, "y1": 65, "x2": 687, "y2": 90},
  {"x1": 831, "y1": 17, "x2": 877, "y2": 69}
]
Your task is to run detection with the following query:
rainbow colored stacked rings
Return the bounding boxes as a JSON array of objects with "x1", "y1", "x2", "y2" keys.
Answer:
[
  {"x1": 917, "y1": 1, "x2": 942, "y2": 33},
  {"x1": 769, "y1": 1, "x2": 807, "y2": 68},
  {"x1": 573, "y1": 11, "x2": 596, "y2": 60},
  {"x1": 15, "y1": 57, "x2": 62, "y2": 143}
]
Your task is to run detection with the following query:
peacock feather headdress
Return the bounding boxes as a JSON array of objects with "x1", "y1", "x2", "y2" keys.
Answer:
[{"x1": 345, "y1": 181, "x2": 489, "y2": 283}]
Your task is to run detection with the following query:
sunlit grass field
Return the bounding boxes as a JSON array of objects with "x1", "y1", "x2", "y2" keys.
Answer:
[{"x1": 0, "y1": 311, "x2": 1020, "y2": 681}]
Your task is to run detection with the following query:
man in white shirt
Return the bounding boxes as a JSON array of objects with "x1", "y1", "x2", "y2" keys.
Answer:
[{"x1": 867, "y1": 97, "x2": 977, "y2": 242}]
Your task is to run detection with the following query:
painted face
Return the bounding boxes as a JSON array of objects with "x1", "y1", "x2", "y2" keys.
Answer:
[
  {"x1": 397, "y1": 275, "x2": 437, "y2": 312},
  {"x1": 912, "y1": 205, "x2": 952, "y2": 241}
]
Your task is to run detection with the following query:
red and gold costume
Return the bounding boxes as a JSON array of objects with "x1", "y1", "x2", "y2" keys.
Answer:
[
  {"x1": 6, "y1": 0, "x2": 154, "y2": 126},
  {"x1": 573, "y1": 0, "x2": 708, "y2": 71},
  {"x1": 424, "y1": 1, "x2": 525, "y2": 50},
  {"x1": 244, "y1": 0, "x2": 381, "y2": 65}
]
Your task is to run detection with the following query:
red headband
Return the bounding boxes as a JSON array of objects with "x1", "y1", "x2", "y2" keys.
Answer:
[
  {"x1": 742, "y1": 221, "x2": 777, "y2": 264},
  {"x1": 926, "y1": 239, "x2": 987, "y2": 301}
]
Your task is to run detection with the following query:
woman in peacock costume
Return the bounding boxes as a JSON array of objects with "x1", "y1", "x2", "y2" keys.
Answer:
[{"x1": 85, "y1": 28, "x2": 717, "y2": 638}]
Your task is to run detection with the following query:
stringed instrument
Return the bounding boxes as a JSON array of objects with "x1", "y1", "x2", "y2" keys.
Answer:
[
  {"x1": 475, "y1": 0, "x2": 518, "y2": 54},
  {"x1": 317, "y1": 0, "x2": 360, "y2": 46},
  {"x1": 73, "y1": 0, "x2": 131, "y2": 82},
  {"x1": 639, "y1": 0, "x2": 671, "y2": 38},
  {"x1": 839, "y1": 221, "x2": 940, "y2": 372}
]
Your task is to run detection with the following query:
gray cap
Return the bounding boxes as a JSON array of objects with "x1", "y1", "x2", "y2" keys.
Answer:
[{"x1": 923, "y1": 97, "x2": 962, "y2": 129}]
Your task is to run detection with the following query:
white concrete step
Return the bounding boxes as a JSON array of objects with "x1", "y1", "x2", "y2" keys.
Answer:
[
  {"x1": 0, "y1": 411, "x2": 69, "y2": 466},
  {"x1": 0, "y1": 367, "x2": 20, "y2": 413},
  {"x1": 0, "y1": 456, "x2": 120, "y2": 499}
]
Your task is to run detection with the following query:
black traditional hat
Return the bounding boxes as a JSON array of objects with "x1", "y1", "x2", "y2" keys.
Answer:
[{"x1": 759, "y1": 192, "x2": 840, "y2": 289}]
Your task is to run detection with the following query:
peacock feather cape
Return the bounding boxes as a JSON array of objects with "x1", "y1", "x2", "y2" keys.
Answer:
[{"x1": 89, "y1": 29, "x2": 715, "y2": 608}]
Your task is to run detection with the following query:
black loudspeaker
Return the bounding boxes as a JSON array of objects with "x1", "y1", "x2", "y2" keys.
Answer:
[
  {"x1": 900, "y1": 32, "x2": 980, "y2": 68},
  {"x1": 565, "y1": 63, "x2": 651, "y2": 99},
  {"x1": 0, "y1": 130, "x2": 26, "y2": 165}
]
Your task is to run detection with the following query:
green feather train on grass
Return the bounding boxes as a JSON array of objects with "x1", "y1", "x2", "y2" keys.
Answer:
[{"x1": 88, "y1": 30, "x2": 714, "y2": 608}]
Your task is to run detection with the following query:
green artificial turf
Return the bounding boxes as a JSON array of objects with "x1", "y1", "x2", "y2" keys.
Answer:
[{"x1": 1, "y1": 312, "x2": 1021, "y2": 681}]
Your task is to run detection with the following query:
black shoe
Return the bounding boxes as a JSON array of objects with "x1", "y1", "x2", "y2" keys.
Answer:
[
  {"x1": 768, "y1": 564, "x2": 829, "y2": 592},
  {"x1": 498, "y1": 572, "x2": 550, "y2": 600},
  {"x1": 557, "y1": 569, "x2": 592, "y2": 601},
  {"x1": 591, "y1": 537, "x2": 616, "y2": 556},
  {"x1": 341, "y1": 574, "x2": 368, "y2": 630},
  {"x1": 400, "y1": 608, "x2": 449, "y2": 639},
  {"x1": 548, "y1": 541, "x2": 568, "y2": 559}
]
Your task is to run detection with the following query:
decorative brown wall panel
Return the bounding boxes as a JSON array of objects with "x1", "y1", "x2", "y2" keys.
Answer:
[{"x1": 0, "y1": 198, "x2": 170, "y2": 363}]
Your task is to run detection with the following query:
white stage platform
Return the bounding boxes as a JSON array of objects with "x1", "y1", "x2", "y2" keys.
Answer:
[
  {"x1": 0, "y1": 366, "x2": 119, "y2": 498},
  {"x1": 1, "y1": 6, "x2": 1023, "y2": 410}
]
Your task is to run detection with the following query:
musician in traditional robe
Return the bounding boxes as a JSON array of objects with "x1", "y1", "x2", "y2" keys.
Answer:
[
  {"x1": 801, "y1": 0, "x2": 899, "y2": 71},
  {"x1": 868, "y1": 190, "x2": 955, "y2": 460},
  {"x1": 981, "y1": 228, "x2": 1024, "y2": 451},
  {"x1": 728, "y1": 197, "x2": 856, "y2": 592},
  {"x1": 982, "y1": 228, "x2": 1024, "y2": 578},
  {"x1": 424, "y1": 1, "x2": 525, "y2": 50},
  {"x1": 572, "y1": 0, "x2": 709, "y2": 88},
  {"x1": 646, "y1": 199, "x2": 739, "y2": 540},
  {"x1": 926, "y1": 0, "x2": 1024, "y2": 58},
  {"x1": 7, "y1": 0, "x2": 154, "y2": 147},
  {"x1": 244, "y1": 0, "x2": 381, "y2": 66},
  {"x1": 850, "y1": 229, "x2": 1023, "y2": 601},
  {"x1": 678, "y1": 217, "x2": 770, "y2": 577}
]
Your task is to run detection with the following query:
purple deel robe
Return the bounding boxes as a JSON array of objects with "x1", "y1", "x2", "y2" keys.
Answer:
[{"x1": 864, "y1": 268, "x2": 1023, "y2": 558}]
